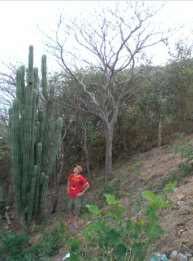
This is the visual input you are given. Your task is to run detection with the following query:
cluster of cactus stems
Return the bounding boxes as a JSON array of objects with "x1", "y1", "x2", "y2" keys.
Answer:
[{"x1": 9, "y1": 46, "x2": 63, "y2": 231}]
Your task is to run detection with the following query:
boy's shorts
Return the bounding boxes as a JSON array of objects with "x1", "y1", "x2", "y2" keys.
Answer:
[{"x1": 68, "y1": 197, "x2": 81, "y2": 214}]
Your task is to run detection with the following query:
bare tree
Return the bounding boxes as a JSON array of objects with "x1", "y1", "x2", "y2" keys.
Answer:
[
  {"x1": 0, "y1": 61, "x2": 18, "y2": 107},
  {"x1": 40, "y1": 2, "x2": 182, "y2": 180}
]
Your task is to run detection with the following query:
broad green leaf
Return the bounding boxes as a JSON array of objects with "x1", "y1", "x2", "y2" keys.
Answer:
[
  {"x1": 86, "y1": 204, "x2": 99, "y2": 215},
  {"x1": 165, "y1": 181, "x2": 177, "y2": 192},
  {"x1": 145, "y1": 221, "x2": 163, "y2": 238},
  {"x1": 149, "y1": 230, "x2": 164, "y2": 243},
  {"x1": 104, "y1": 194, "x2": 116, "y2": 204},
  {"x1": 69, "y1": 251, "x2": 79, "y2": 261},
  {"x1": 87, "y1": 243, "x2": 97, "y2": 248},
  {"x1": 67, "y1": 238, "x2": 80, "y2": 247},
  {"x1": 99, "y1": 242, "x2": 103, "y2": 249},
  {"x1": 152, "y1": 196, "x2": 162, "y2": 209},
  {"x1": 105, "y1": 230, "x2": 123, "y2": 245},
  {"x1": 162, "y1": 200, "x2": 173, "y2": 209},
  {"x1": 145, "y1": 203, "x2": 157, "y2": 218},
  {"x1": 104, "y1": 242, "x2": 109, "y2": 249},
  {"x1": 96, "y1": 223, "x2": 106, "y2": 232},
  {"x1": 112, "y1": 244, "x2": 127, "y2": 258},
  {"x1": 142, "y1": 191, "x2": 155, "y2": 202},
  {"x1": 129, "y1": 231, "x2": 138, "y2": 239},
  {"x1": 137, "y1": 219, "x2": 144, "y2": 225},
  {"x1": 130, "y1": 243, "x2": 145, "y2": 261},
  {"x1": 87, "y1": 223, "x2": 99, "y2": 232},
  {"x1": 114, "y1": 205, "x2": 125, "y2": 217},
  {"x1": 123, "y1": 220, "x2": 133, "y2": 236}
]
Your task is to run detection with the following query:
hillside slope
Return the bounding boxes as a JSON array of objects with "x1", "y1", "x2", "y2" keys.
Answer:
[
  {"x1": 2, "y1": 133, "x2": 193, "y2": 261},
  {"x1": 49, "y1": 133, "x2": 193, "y2": 260}
]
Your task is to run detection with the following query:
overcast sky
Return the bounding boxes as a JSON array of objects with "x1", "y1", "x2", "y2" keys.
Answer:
[{"x1": 0, "y1": 1, "x2": 193, "y2": 71}]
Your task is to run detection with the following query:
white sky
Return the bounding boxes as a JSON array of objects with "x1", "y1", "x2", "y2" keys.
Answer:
[{"x1": 0, "y1": 1, "x2": 193, "y2": 71}]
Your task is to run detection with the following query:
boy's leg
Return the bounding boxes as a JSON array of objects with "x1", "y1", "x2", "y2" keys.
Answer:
[
  {"x1": 67, "y1": 211, "x2": 73, "y2": 224},
  {"x1": 74, "y1": 214, "x2": 79, "y2": 228},
  {"x1": 67, "y1": 197, "x2": 74, "y2": 224},
  {"x1": 74, "y1": 197, "x2": 81, "y2": 228}
]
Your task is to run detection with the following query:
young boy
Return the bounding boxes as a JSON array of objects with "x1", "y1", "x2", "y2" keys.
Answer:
[{"x1": 67, "y1": 165, "x2": 90, "y2": 228}]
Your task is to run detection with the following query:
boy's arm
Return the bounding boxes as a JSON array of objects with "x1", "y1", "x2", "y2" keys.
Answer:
[{"x1": 77, "y1": 183, "x2": 90, "y2": 197}]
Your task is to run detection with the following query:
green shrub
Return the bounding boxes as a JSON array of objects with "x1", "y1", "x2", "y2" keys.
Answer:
[
  {"x1": 25, "y1": 223, "x2": 66, "y2": 258},
  {"x1": 0, "y1": 223, "x2": 66, "y2": 261},
  {"x1": 67, "y1": 182, "x2": 177, "y2": 261},
  {"x1": 0, "y1": 200, "x2": 9, "y2": 212},
  {"x1": 157, "y1": 171, "x2": 179, "y2": 189},
  {"x1": 172, "y1": 133, "x2": 193, "y2": 175},
  {"x1": 0, "y1": 233, "x2": 30, "y2": 260},
  {"x1": 80, "y1": 194, "x2": 89, "y2": 214},
  {"x1": 100, "y1": 173, "x2": 122, "y2": 204},
  {"x1": 158, "y1": 133, "x2": 193, "y2": 189}
]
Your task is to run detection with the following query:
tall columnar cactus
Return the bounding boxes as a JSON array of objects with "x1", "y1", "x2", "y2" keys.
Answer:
[{"x1": 9, "y1": 46, "x2": 63, "y2": 231}]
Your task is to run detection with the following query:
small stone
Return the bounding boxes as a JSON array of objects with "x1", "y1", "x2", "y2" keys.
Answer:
[
  {"x1": 186, "y1": 196, "x2": 193, "y2": 199},
  {"x1": 170, "y1": 250, "x2": 178, "y2": 259},
  {"x1": 185, "y1": 254, "x2": 192, "y2": 257},
  {"x1": 177, "y1": 195, "x2": 186, "y2": 201},
  {"x1": 78, "y1": 219, "x2": 84, "y2": 225},
  {"x1": 28, "y1": 234, "x2": 42, "y2": 245},
  {"x1": 172, "y1": 205, "x2": 179, "y2": 210},
  {"x1": 177, "y1": 253, "x2": 188, "y2": 261},
  {"x1": 177, "y1": 201, "x2": 184, "y2": 205},
  {"x1": 189, "y1": 258, "x2": 193, "y2": 261}
]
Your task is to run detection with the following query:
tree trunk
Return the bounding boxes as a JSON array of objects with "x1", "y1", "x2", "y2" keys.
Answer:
[
  {"x1": 105, "y1": 127, "x2": 113, "y2": 181},
  {"x1": 83, "y1": 146, "x2": 91, "y2": 185},
  {"x1": 50, "y1": 160, "x2": 58, "y2": 214},
  {"x1": 96, "y1": 155, "x2": 100, "y2": 175},
  {"x1": 158, "y1": 115, "x2": 162, "y2": 147},
  {"x1": 6, "y1": 185, "x2": 14, "y2": 206},
  {"x1": 50, "y1": 158, "x2": 65, "y2": 213},
  {"x1": 5, "y1": 168, "x2": 14, "y2": 206}
]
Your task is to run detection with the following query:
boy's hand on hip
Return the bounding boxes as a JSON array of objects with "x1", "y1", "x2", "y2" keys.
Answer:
[{"x1": 76, "y1": 192, "x2": 83, "y2": 197}]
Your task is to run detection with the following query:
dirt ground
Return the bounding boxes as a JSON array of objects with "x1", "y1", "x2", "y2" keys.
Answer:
[{"x1": 2, "y1": 133, "x2": 193, "y2": 260}]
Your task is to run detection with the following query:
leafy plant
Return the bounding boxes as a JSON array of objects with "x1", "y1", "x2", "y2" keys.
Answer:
[
  {"x1": 0, "y1": 200, "x2": 9, "y2": 212},
  {"x1": 157, "y1": 171, "x2": 178, "y2": 189},
  {"x1": 132, "y1": 196, "x2": 142, "y2": 214},
  {"x1": 100, "y1": 173, "x2": 122, "y2": 204},
  {"x1": 126, "y1": 160, "x2": 142, "y2": 178},
  {"x1": 80, "y1": 194, "x2": 89, "y2": 214},
  {"x1": 67, "y1": 182, "x2": 177, "y2": 261},
  {"x1": 0, "y1": 233, "x2": 30, "y2": 260},
  {"x1": 25, "y1": 223, "x2": 66, "y2": 258},
  {"x1": 172, "y1": 133, "x2": 193, "y2": 174},
  {"x1": 158, "y1": 133, "x2": 193, "y2": 189},
  {"x1": 0, "y1": 223, "x2": 66, "y2": 261}
]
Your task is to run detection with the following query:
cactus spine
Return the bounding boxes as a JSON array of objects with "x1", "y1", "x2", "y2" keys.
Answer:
[{"x1": 9, "y1": 46, "x2": 63, "y2": 231}]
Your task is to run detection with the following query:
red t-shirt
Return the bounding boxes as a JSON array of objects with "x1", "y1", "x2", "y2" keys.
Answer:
[{"x1": 68, "y1": 173, "x2": 88, "y2": 198}]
